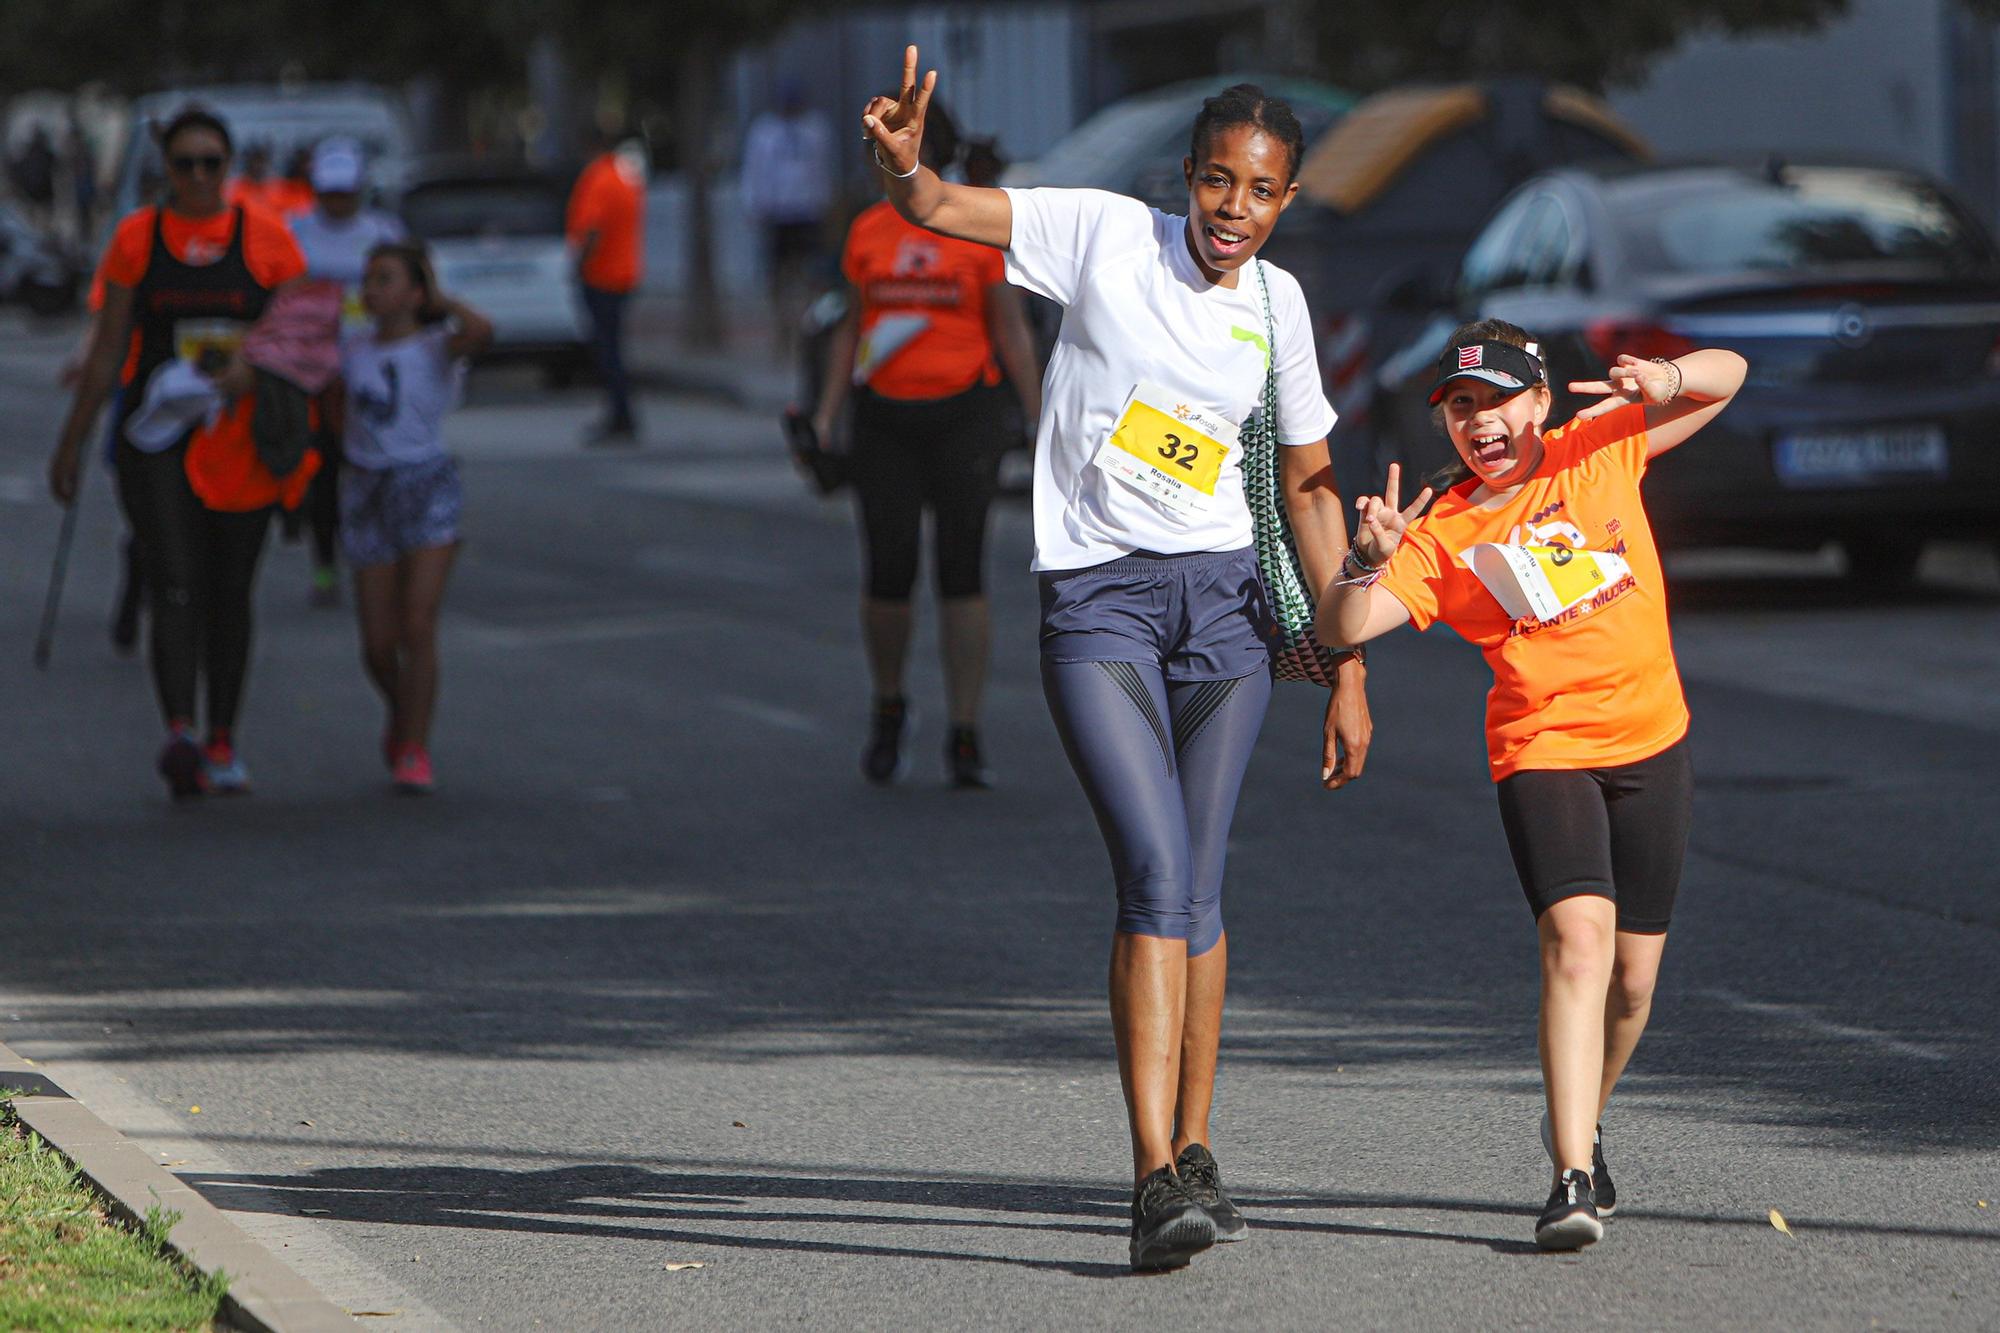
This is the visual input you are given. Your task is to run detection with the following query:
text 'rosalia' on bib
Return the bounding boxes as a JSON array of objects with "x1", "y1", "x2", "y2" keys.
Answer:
[
  {"x1": 1463, "y1": 543, "x2": 1634, "y2": 623},
  {"x1": 1091, "y1": 381, "x2": 1237, "y2": 515}
]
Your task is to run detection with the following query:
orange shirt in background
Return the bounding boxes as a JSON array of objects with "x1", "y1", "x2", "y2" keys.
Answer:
[
  {"x1": 227, "y1": 177, "x2": 312, "y2": 217},
  {"x1": 566, "y1": 153, "x2": 644, "y2": 293},
  {"x1": 841, "y1": 200, "x2": 1004, "y2": 402},
  {"x1": 1378, "y1": 403, "x2": 1689, "y2": 780}
]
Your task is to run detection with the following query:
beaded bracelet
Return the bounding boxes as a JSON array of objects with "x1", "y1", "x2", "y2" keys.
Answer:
[{"x1": 1649, "y1": 356, "x2": 1684, "y2": 403}]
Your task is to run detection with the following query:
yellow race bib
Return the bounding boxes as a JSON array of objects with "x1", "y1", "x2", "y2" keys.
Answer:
[{"x1": 1092, "y1": 382, "x2": 1236, "y2": 515}]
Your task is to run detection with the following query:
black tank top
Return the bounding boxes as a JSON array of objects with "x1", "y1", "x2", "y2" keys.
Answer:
[{"x1": 124, "y1": 206, "x2": 271, "y2": 408}]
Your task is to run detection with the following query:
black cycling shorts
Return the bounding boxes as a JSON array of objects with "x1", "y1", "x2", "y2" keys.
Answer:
[{"x1": 1494, "y1": 738, "x2": 1692, "y2": 934}]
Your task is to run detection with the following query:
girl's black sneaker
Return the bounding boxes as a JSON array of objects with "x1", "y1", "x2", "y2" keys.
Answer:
[
  {"x1": 1174, "y1": 1143, "x2": 1248, "y2": 1241},
  {"x1": 946, "y1": 725, "x2": 992, "y2": 789},
  {"x1": 1535, "y1": 1168, "x2": 1604, "y2": 1250},
  {"x1": 1541, "y1": 1114, "x2": 1616, "y2": 1218},
  {"x1": 1130, "y1": 1166, "x2": 1217, "y2": 1271}
]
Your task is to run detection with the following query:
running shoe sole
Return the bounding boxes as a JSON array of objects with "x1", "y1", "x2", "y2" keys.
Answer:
[
  {"x1": 1130, "y1": 1209, "x2": 1218, "y2": 1271},
  {"x1": 1535, "y1": 1208, "x2": 1604, "y2": 1251}
]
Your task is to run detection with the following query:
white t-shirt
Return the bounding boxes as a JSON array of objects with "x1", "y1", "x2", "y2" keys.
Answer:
[
  {"x1": 1003, "y1": 187, "x2": 1337, "y2": 571},
  {"x1": 340, "y1": 326, "x2": 464, "y2": 470},
  {"x1": 290, "y1": 208, "x2": 406, "y2": 326}
]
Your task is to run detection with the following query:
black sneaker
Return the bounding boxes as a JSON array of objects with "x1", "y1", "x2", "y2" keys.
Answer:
[
  {"x1": 1541, "y1": 1114, "x2": 1616, "y2": 1219},
  {"x1": 1535, "y1": 1168, "x2": 1603, "y2": 1251},
  {"x1": 1175, "y1": 1143, "x2": 1247, "y2": 1242},
  {"x1": 861, "y1": 697, "x2": 909, "y2": 785},
  {"x1": 1129, "y1": 1166, "x2": 1217, "y2": 1271},
  {"x1": 945, "y1": 725, "x2": 992, "y2": 789}
]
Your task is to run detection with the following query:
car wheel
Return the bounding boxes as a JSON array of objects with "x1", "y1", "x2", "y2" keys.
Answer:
[
  {"x1": 22, "y1": 277, "x2": 76, "y2": 317},
  {"x1": 1841, "y1": 537, "x2": 1925, "y2": 590},
  {"x1": 541, "y1": 356, "x2": 581, "y2": 390}
]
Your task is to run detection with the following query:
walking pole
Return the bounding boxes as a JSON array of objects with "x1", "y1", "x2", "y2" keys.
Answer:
[{"x1": 33, "y1": 476, "x2": 84, "y2": 671}]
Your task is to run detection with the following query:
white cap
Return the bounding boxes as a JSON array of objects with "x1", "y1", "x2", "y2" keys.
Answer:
[
  {"x1": 310, "y1": 137, "x2": 365, "y2": 193},
  {"x1": 125, "y1": 360, "x2": 222, "y2": 452}
]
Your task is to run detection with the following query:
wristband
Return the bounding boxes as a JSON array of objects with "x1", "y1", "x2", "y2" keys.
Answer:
[
  {"x1": 871, "y1": 145, "x2": 919, "y2": 179},
  {"x1": 1343, "y1": 546, "x2": 1383, "y2": 578},
  {"x1": 1649, "y1": 356, "x2": 1683, "y2": 403},
  {"x1": 1330, "y1": 645, "x2": 1367, "y2": 670}
]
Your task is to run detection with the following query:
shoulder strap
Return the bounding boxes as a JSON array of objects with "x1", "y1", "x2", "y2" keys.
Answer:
[{"x1": 1254, "y1": 260, "x2": 1278, "y2": 439}]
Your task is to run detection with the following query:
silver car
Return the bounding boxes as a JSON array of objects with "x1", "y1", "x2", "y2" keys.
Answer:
[{"x1": 398, "y1": 162, "x2": 589, "y2": 381}]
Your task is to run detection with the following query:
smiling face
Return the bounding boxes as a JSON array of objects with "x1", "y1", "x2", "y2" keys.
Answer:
[
  {"x1": 1437, "y1": 378, "x2": 1552, "y2": 488},
  {"x1": 1181, "y1": 125, "x2": 1298, "y2": 283},
  {"x1": 163, "y1": 126, "x2": 230, "y2": 216}
]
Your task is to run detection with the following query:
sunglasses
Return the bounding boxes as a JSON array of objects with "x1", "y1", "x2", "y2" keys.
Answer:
[{"x1": 168, "y1": 154, "x2": 227, "y2": 174}]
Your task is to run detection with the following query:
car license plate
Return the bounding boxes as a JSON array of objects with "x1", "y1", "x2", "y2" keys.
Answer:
[{"x1": 1771, "y1": 424, "x2": 1948, "y2": 487}]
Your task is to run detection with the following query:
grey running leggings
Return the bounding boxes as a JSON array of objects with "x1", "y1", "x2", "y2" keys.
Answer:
[{"x1": 1042, "y1": 659, "x2": 1272, "y2": 956}]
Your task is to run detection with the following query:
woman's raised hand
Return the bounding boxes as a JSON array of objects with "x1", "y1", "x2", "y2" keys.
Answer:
[
  {"x1": 1352, "y1": 463, "x2": 1432, "y2": 566},
  {"x1": 862, "y1": 45, "x2": 935, "y2": 176}
]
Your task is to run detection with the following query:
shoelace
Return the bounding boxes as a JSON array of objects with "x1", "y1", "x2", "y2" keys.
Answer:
[{"x1": 1137, "y1": 1170, "x2": 1186, "y2": 1216}]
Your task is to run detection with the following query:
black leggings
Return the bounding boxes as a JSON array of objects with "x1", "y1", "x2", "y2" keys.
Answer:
[
  {"x1": 849, "y1": 383, "x2": 1004, "y2": 601},
  {"x1": 306, "y1": 428, "x2": 341, "y2": 568},
  {"x1": 1495, "y1": 738, "x2": 1693, "y2": 934},
  {"x1": 1042, "y1": 659, "x2": 1272, "y2": 956},
  {"x1": 114, "y1": 444, "x2": 273, "y2": 732}
]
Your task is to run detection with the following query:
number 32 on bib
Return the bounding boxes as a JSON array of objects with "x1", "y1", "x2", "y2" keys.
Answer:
[{"x1": 1092, "y1": 381, "x2": 1236, "y2": 516}]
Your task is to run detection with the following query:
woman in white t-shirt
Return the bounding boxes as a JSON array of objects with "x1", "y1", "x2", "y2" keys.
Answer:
[
  {"x1": 339, "y1": 242, "x2": 492, "y2": 793},
  {"x1": 861, "y1": 47, "x2": 1372, "y2": 1271}
]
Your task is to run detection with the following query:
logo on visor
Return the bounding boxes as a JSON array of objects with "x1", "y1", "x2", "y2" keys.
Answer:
[{"x1": 1457, "y1": 345, "x2": 1483, "y2": 369}]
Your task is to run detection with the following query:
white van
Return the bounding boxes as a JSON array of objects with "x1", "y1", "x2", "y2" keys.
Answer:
[{"x1": 106, "y1": 83, "x2": 412, "y2": 230}]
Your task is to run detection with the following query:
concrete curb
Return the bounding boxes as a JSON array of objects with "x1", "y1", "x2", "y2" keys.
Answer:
[{"x1": 1, "y1": 1040, "x2": 359, "y2": 1332}]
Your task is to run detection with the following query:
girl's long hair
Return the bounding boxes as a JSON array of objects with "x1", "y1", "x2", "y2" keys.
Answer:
[{"x1": 366, "y1": 242, "x2": 449, "y2": 326}]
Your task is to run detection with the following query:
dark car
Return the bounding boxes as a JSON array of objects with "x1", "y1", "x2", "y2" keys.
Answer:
[
  {"x1": 1375, "y1": 159, "x2": 2000, "y2": 579},
  {"x1": 1259, "y1": 80, "x2": 1649, "y2": 503}
]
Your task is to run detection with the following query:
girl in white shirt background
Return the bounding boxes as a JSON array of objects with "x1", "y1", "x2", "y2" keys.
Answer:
[
  {"x1": 861, "y1": 46, "x2": 1370, "y2": 1271},
  {"x1": 339, "y1": 243, "x2": 491, "y2": 793}
]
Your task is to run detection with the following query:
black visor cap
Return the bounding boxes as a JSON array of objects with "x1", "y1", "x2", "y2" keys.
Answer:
[{"x1": 1427, "y1": 340, "x2": 1546, "y2": 406}]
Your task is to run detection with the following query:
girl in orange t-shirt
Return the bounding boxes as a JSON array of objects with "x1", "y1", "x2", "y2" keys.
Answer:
[{"x1": 1320, "y1": 318, "x2": 1746, "y2": 1252}]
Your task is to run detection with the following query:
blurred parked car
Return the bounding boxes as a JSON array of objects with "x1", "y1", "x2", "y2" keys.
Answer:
[
  {"x1": 398, "y1": 160, "x2": 590, "y2": 381},
  {"x1": 1374, "y1": 159, "x2": 2000, "y2": 580},
  {"x1": 0, "y1": 201, "x2": 78, "y2": 314},
  {"x1": 1003, "y1": 74, "x2": 1355, "y2": 206},
  {"x1": 107, "y1": 83, "x2": 412, "y2": 224},
  {"x1": 1256, "y1": 79, "x2": 1648, "y2": 501}
]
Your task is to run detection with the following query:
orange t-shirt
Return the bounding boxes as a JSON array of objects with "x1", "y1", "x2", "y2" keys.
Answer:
[
  {"x1": 95, "y1": 205, "x2": 316, "y2": 511},
  {"x1": 841, "y1": 200, "x2": 1004, "y2": 401},
  {"x1": 566, "y1": 154, "x2": 644, "y2": 293},
  {"x1": 1379, "y1": 403, "x2": 1689, "y2": 780}
]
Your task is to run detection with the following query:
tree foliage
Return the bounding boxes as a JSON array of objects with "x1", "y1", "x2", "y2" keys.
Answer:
[{"x1": 1311, "y1": 0, "x2": 1851, "y2": 93}]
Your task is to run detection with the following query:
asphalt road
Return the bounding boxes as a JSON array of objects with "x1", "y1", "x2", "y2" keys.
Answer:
[{"x1": 3, "y1": 310, "x2": 1998, "y2": 1330}]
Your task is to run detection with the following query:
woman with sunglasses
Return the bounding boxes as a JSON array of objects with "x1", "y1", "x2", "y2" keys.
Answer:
[{"x1": 48, "y1": 106, "x2": 311, "y2": 800}]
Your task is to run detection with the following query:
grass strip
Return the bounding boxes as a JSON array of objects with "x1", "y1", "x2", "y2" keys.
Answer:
[{"x1": 0, "y1": 1097, "x2": 227, "y2": 1332}]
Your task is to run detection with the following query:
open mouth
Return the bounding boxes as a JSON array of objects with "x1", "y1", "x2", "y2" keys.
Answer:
[
  {"x1": 1469, "y1": 431, "x2": 1511, "y2": 471},
  {"x1": 1204, "y1": 223, "x2": 1250, "y2": 257}
]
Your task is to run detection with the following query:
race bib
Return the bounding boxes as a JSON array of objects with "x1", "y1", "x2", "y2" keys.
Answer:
[
  {"x1": 1463, "y1": 543, "x2": 1634, "y2": 623},
  {"x1": 174, "y1": 318, "x2": 246, "y2": 370},
  {"x1": 1091, "y1": 381, "x2": 1235, "y2": 515},
  {"x1": 342, "y1": 288, "x2": 369, "y2": 330}
]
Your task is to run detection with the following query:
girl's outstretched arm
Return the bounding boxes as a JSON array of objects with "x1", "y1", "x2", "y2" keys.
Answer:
[
  {"x1": 1568, "y1": 349, "x2": 1748, "y2": 458},
  {"x1": 1316, "y1": 462, "x2": 1428, "y2": 648},
  {"x1": 863, "y1": 46, "x2": 1013, "y2": 249}
]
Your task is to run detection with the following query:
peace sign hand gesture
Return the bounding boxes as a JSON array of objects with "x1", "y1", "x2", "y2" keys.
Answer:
[
  {"x1": 1568, "y1": 353, "x2": 1680, "y2": 421},
  {"x1": 862, "y1": 45, "x2": 935, "y2": 177},
  {"x1": 1351, "y1": 463, "x2": 1433, "y2": 568}
]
